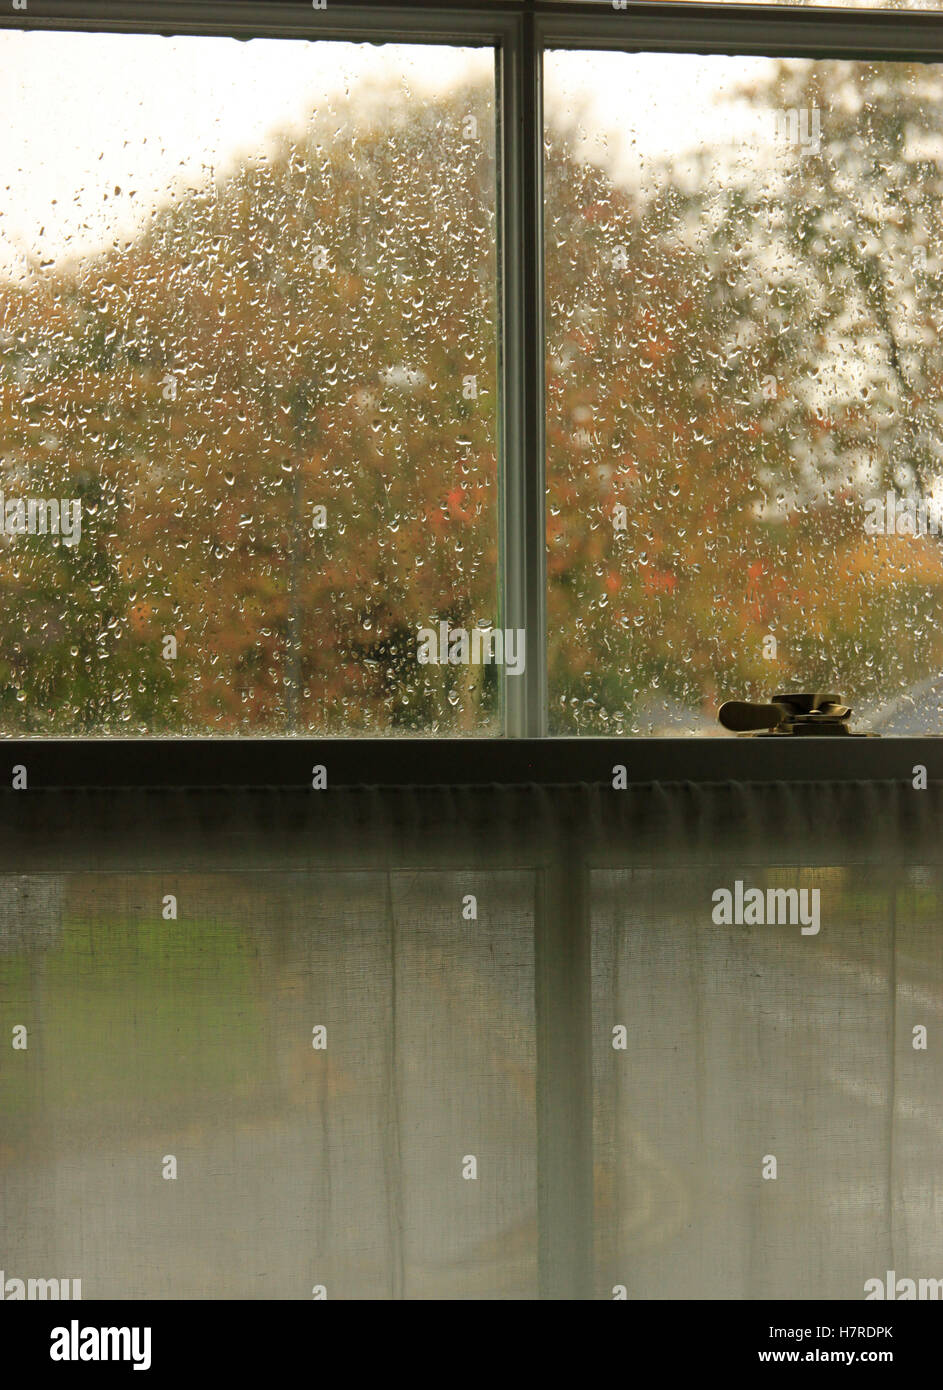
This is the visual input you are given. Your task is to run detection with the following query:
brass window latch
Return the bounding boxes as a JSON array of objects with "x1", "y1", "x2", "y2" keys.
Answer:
[{"x1": 718, "y1": 692, "x2": 875, "y2": 737}]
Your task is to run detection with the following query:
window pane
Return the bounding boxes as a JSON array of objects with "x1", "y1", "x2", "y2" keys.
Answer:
[
  {"x1": 0, "y1": 33, "x2": 498, "y2": 734},
  {"x1": 546, "y1": 51, "x2": 943, "y2": 734}
]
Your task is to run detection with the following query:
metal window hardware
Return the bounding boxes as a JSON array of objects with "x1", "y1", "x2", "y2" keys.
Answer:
[{"x1": 718, "y1": 692, "x2": 875, "y2": 737}]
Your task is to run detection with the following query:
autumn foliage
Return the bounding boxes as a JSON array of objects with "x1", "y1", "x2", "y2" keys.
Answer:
[{"x1": 2, "y1": 62, "x2": 943, "y2": 734}]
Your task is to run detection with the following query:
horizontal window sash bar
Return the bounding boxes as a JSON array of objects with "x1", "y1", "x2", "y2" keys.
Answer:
[
  {"x1": 540, "y1": 5, "x2": 943, "y2": 62},
  {"x1": 7, "y1": 3, "x2": 943, "y2": 62},
  {"x1": 0, "y1": 737, "x2": 939, "y2": 787},
  {"x1": 0, "y1": 1, "x2": 517, "y2": 44}
]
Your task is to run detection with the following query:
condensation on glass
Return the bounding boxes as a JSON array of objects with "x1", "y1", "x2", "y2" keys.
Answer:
[
  {"x1": 546, "y1": 51, "x2": 943, "y2": 735},
  {"x1": 0, "y1": 33, "x2": 498, "y2": 734}
]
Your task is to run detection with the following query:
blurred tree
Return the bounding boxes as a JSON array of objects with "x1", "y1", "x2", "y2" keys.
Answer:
[
  {"x1": 2, "y1": 62, "x2": 943, "y2": 734},
  {"x1": 0, "y1": 83, "x2": 498, "y2": 733},
  {"x1": 547, "y1": 57, "x2": 943, "y2": 731}
]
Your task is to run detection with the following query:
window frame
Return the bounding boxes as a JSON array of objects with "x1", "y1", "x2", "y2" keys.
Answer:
[
  {"x1": 3, "y1": 0, "x2": 943, "y2": 775},
  {"x1": 6, "y1": 0, "x2": 943, "y2": 1305}
]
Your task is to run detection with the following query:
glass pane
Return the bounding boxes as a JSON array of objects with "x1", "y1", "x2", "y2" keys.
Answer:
[
  {"x1": 0, "y1": 33, "x2": 498, "y2": 734},
  {"x1": 546, "y1": 51, "x2": 943, "y2": 734}
]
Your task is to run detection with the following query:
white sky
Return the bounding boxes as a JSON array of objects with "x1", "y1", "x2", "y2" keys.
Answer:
[
  {"x1": 0, "y1": 29, "x2": 780, "y2": 276},
  {"x1": 545, "y1": 49, "x2": 780, "y2": 176}
]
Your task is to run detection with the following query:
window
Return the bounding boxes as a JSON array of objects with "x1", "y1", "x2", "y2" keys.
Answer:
[
  {"x1": 4, "y1": 0, "x2": 943, "y2": 1315},
  {"x1": 4, "y1": 4, "x2": 943, "y2": 742}
]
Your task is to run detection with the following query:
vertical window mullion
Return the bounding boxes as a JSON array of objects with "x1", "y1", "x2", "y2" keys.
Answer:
[{"x1": 498, "y1": 12, "x2": 547, "y2": 739}]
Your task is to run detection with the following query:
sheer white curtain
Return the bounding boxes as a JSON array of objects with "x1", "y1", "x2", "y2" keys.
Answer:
[{"x1": 1, "y1": 781, "x2": 940, "y2": 1299}]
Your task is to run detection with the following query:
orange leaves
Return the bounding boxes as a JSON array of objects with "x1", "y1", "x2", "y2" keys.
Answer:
[
  {"x1": 446, "y1": 485, "x2": 474, "y2": 522},
  {"x1": 642, "y1": 569, "x2": 678, "y2": 597},
  {"x1": 580, "y1": 201, "x2": 612, "y2": 224},
  {"x1": 128, "y1": 600, "x2": 152, "y2": 635},
  {"x1": 744, "y1": 561, "x2": 790, "y2": 624}
]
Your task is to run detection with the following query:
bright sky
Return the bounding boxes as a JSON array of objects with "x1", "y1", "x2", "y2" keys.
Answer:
[
  {"x1": 545, "y1": 49, "x2": 781, "y2": 175},
  {"x1": 0, "y1": 28, "x2": 782, "y2": 276}
]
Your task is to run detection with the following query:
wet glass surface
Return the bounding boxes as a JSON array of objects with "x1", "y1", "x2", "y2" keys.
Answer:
[
  {"x1": 0, "y1": 33, "x2": 498, "y2": 735},
  {"x1": 547, "y1": 52, "x2": 943, "y2": 734}
]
